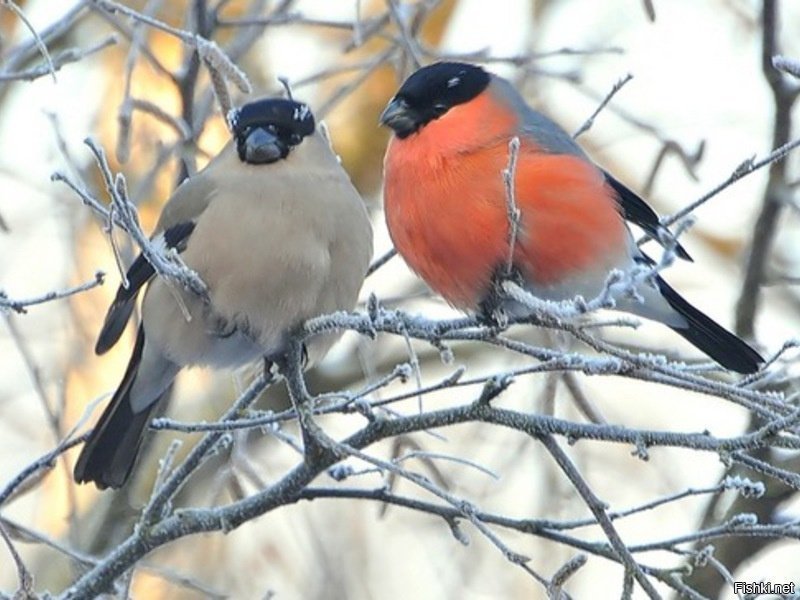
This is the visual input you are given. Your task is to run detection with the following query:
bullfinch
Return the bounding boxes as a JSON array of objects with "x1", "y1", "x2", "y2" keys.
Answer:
[
  {"x1": 74, "y1": 97, "x2": 374, "y2": 489},
  {"x1": 380, "y1": 62, "x2": 762, "y2": 374}
]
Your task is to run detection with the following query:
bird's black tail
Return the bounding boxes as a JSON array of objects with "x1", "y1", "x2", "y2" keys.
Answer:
[
  {"x1": 656, "y1": 276, "x2": 763, "y2": 374},
  {"x1": 74, "y1": 325, "x2": 158, "y2": 489}
]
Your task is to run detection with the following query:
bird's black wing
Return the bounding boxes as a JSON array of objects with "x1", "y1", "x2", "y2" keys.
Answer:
[
  {"x1": 655, "y1": 275, "x2": 763, "y2": 374},
  {"x1": 632, "y1": 254, "x2": 762, "y2": 373},
  {"x1": 76, "y1": 324, "x2": 159, "y2": 488},
  {"x1": 95, "y1": 221, "x2": 196, "y2": 354},
  {"x1": 604, "y1": 171, "x2": 692, "y2": 262}
]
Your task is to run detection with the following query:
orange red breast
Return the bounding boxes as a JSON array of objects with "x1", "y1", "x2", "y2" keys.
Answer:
[{"x1": 383, "y1": 85, "x2": 628, "y2": 309}]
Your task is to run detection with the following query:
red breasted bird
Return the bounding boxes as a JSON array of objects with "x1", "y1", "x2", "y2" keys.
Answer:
[
  {"x1": 380, "y1": 62, "x2": 762, "y2": 374},
  {"x1": 74, "y1": 98, "x2": 373, "y2": 489}
]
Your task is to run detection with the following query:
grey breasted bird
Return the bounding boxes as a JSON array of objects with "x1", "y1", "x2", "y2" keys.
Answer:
[{"x1": 75, "y1": 98, "x2": 373, "y2": 489}]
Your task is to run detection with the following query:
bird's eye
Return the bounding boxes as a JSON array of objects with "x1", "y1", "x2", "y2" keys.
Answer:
[{"x1": 432, "y1": 103, "x2": 448, "y2": 116}]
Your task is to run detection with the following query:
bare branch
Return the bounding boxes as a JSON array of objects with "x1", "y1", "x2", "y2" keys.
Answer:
[
  {"x1": 0, "y1": 519, "x2": 34, "y2": 598},
  {"x1": 54, "y1": 138, "x2": 208, "y2": 298},
  {"x1": 0, "y1": 35, "x2": 117, "y2": 83},
  {"x1": 366, "y1": 248, "x2": 397, "y2": 277},
  {"x1": 735, "y1": 0, "x2": 800, "y2": 337},
  {"x1": 772, "y1": 54, "x2": 800, "y2": 79},
  {"x1": 503, "y1": 136, "x2": 521, "y2": 276},
  {"x1": 1, "y1": 0, "x2": 57, "y2": 82},
  {"x1": 0, "y1": 272, "x2": 105, "y2": 314},
  {"x1": 662, "y1": 136, "x2": 800, "y2": 228},
  {"x1": 573, "y1": 73, "x2": 633, "y2": 138}
]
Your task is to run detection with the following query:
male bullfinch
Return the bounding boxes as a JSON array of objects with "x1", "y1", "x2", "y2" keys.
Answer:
[
  {"x1": 380, "y1": 62, "x2": 762, "y2": 374},
  {"x1": 74, "y1": 98, "x2": 374, "y2": 489}
]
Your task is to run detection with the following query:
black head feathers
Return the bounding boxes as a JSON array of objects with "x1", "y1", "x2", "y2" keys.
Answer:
[
  {"x1": 229, "y1": 98, "x2": 316, "y2": 164},
  {"x1": 380, "y1": 62, "x2": 491, "y2": 138}
]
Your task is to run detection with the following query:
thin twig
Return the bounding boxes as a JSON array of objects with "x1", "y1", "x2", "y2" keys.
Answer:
[
  {"x1": 0, "y1": 519, "x2": 34, "y2": 597},
  {"x1": 539, "y1": 435, "x2": 661, "y2": 599},
  {"x1": 2, "y1": 0, "x2": 57, "y2": 82},
  {"x1": 0, "y1": 35, "x2": 117, "y2": 82},
  {"x1": 503, "y1": 136, "x2": 521, "y2": 275},
  {"x1": 0, "y1": 272, "x2": 105, "y2": 314},
  {"x1": 662, "y1": 137, "x2": 800, "y2": 228},
  {"x1": 366, "y1": 248, "x2": 397, "y2": 277},
  {"x1": 573, "y1": 73, "x2": 633, "y2": 138}
]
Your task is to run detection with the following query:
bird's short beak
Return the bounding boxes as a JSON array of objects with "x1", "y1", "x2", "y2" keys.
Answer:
[
  {"x1": 379, "y1": 97, "x2": 410, "y2": 128},
  {"x1": 243, "y1": 127, "x2": 286, "y2": 164},
  {"x1": 379, "y1": 97, "x2": 419, "y2": 138}
]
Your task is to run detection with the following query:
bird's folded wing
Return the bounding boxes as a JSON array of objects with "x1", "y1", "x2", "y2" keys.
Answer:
[
  {"x1": 604, "y1": 171, "x2": 692, "y2": 261},
  {"x1": 94, "y1": 171, "x2": 217, "y2": 355}
]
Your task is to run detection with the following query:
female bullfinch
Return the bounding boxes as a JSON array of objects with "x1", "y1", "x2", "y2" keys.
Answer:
[
  {"x1": 75, "y1": 98, "x2": 373, "y2": 489},
  {"x1": 380, "y1": 62, "x2": 762, "y2": 374}
]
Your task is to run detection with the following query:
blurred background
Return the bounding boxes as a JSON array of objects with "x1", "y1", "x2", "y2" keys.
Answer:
[{"x1": 0, "y1": 0, "x2": 799, "y2": 598}]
